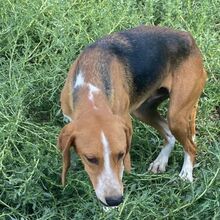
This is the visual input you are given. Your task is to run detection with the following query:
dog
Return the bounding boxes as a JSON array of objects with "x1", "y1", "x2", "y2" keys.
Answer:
[{"x1": 58, "y1": 26, "x2": 207, "y2": 207}]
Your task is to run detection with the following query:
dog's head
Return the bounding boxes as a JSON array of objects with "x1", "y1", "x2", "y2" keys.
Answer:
[{"x1": 58, "y1": 111, "x2": 132, "y2": 206}]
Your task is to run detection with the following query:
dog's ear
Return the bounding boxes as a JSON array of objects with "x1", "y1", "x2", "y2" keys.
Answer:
[
  {"x1": 115, "y1": 115, "x2": 132, "y2": 173},
  {"x1": 58, "y1": 122, "x2": 76, "y2": 186},
  {"x1": 123, "y1": 121, "x2": 132, "y2": 173}
]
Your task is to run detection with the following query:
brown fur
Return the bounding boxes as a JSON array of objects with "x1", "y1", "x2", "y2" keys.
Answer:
[{"x1": 58, "y1": 26, "x2": 207, "y2": 206}]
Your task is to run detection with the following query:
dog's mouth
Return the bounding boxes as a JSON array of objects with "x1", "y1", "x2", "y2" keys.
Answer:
[
  {"x1": 99, "y1": 199, "x2": 118, "y2": 212},
  {"x1": 99, "y1": 199, "x2": 110, "y2": 207}
]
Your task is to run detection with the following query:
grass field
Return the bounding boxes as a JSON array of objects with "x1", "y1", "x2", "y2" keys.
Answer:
[{"x1": 0, "y1": 0, "x2": 220, "y2": 219}]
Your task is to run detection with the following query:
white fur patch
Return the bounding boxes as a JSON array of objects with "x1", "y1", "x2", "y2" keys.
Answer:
[
  {"x1": 95, "y1": 131, "x2": 121, "y2": 205},
  {"x1": 74, "y1": 71, "x2": 85, "y2": 88},
  {"x1": 73, "y1": 71, "x2": 99, "y2": 109},
  {"x1": 148, "y1": 125, "x2": 175, "y2": 173},
  {"x1": 179, "y1": 151, "x2": 193, "y2": 182},
  {"x1": 63, "y1": 114, "x2": 72, "y2": 123},
  {"x1": 101, "y1": 131, "x2": 111, "y2": 171},
  {"x1": 87, "y1": 83, "x2": 99, "y2": 102}
]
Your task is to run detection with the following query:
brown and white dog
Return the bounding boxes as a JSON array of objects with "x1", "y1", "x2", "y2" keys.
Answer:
[{"x1": 58, "y1": 26, "x2": 207, "y2": 207}]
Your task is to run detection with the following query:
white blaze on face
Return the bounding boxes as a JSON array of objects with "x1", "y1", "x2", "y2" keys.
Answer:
[
  {"x1": 95, "y1": 131, "x2": 122, "y2": 205},
  {"x1": 74, "y1": 71, "x2": 85, "y2": 88}
]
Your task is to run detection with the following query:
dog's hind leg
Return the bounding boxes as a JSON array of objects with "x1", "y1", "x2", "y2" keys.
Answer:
[
  {"x1": 168, "y1": 55, "x2": 207, "y2": 182},
  {"x1": 133, "y1": 88, "x2": 176, "y2": 173}
]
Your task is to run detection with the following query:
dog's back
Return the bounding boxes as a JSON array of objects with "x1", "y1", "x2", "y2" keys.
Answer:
[{"x1": 81, "y1": 26, "x2": 197, "y2": 101}]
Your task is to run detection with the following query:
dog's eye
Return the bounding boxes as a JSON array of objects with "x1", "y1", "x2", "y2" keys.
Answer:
[
  {"x1": 86, "y1": 156, "x2": 99, "y2": 165},
  {"x1": 118, "y1": 152, "x2": 124, "y2": 161}
]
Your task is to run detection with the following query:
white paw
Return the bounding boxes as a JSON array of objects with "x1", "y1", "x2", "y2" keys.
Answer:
[
  {"x1": 179, "y1": 168, "x2": 193, "y2": 182},
  {"x1": 148, "y1": 156, "x2": 168, "y2": 173},
  {"x1": 148, "y1": 136, "x2": 175, "y2": 173},
  {"x1": 179, "y1": 151, "x2": 194, "y2": 182}
]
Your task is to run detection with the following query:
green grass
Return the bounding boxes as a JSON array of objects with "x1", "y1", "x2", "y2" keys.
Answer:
[{"x1": 0, "y1": 0, "x2": 219, "y2": 219}]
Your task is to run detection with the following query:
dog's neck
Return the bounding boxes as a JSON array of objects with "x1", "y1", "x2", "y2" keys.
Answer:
[{"x1": 73, "y1": 85, "x2": 112, "y2": 120}]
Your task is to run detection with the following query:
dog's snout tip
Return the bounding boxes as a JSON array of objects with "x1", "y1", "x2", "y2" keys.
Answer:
[{"x1": 105, "y1": 195, "x2": 123, "y2": 206}]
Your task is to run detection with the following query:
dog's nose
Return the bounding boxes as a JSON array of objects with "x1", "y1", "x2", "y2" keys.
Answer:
[{"x1": 105, "y1": 195, "x2": 123, "y2": 206}]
